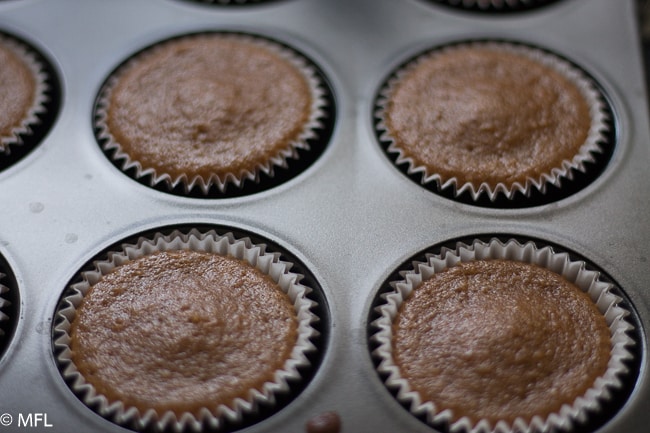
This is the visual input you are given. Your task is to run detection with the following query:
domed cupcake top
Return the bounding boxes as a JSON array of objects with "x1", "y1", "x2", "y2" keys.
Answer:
[{"x1": 393, "y1": 259, "x2": 610, "y2": 425}]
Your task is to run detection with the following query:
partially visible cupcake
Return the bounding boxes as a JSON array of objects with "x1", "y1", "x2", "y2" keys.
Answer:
[
  {"x1": 371, "y1": 238, "x2": 635, "y2": 433},
  {"x1": 375, "y1": 41, "x2": 610, "y2": 204},
  {"x1": 0, "y1": 275, "x2": 9, "y2": 341},
  {"x1": 0, "y1": 258, "x2": 19, "y2": 357},
  {"x1": 53, "y1": 229, "x2": 320, "y2": 432},
  {"x1": 0, "y1": 32, "x2": 49, "y2": 157},
  {"x1": 425, "y1": 0, "x2": 561, "y2": 13},
  {"x1": 178, "y1": 0, "x2": 280, "y2": 4},
  {"x1": 94, "y1": 32, "x2": 329, "y2": 196}
]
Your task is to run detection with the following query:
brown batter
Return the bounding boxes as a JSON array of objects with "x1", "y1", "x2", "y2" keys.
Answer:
[
  {"x1": 384, "y1": 45, "x2": 592, "y2": 188},
  {"x1": 393, "y1": 259, "x2": 611, "y2": 425},
  {"x1": 0, "y1": 40, "x2": 36, "y2": 146},
  {"x1": 70, "y1": 250, "x2": 298, "y2": 416},
  {"x1": 105, "y1": 34, "x2": 313, "y2": 180},
  {"x1": 305, "y1": 411, "x2": 341, "y2": 433}
]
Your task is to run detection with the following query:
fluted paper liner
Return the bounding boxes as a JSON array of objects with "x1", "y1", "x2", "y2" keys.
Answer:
[
  {"x1": 94, "y1": 33, "x2": 328, "y2": 195},
  {"x1": 375, "y1": 41, "x2": 610, "y2": 202},
  {"x1": 0, "y1": 33, "x2": 49, "y2": 155},
  {"x1": 371, "y1": 238, "x2": 635, "y2": 433},
  {"x1": 53, "y1": 229, "x2": 320, "y2": 432}
]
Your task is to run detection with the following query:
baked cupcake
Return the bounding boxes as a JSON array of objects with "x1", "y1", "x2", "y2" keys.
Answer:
[
  {"x1": 178, "y1": 0, "x2": 280, "y2": 4},
  {"x1": 0, "y1": 32, "x2": 50, "y2": 158},
  {"x1": 53, "y1": 229, "x2": 320, "y2": 432},
  {"x1": 424, "y1": 0, "x2": 561, "y2": 13},
  {"x1": 371, "y1": 238, "x2": 635, "y2": 433},
  {"x1": 375, "y1": 41, "x2": 611, "y2": 205},
  {"x1": 0, "y1": 275, "x2": 9, "y2": 341},
  {"x1": 94, "y1": 32, "x2": 330, "y2": 197},
  {"x1": 0, "y1": 261, "x2": 19, "y2": 359}
]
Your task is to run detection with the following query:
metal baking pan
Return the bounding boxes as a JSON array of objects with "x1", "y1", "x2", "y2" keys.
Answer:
[{"x1": 0, "y1": 0, "x2": 648, "y2": 431}]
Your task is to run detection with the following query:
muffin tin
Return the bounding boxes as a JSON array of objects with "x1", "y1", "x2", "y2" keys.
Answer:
[{"x1": 0, "y1": 0, "x2": 648, "y2": 432}]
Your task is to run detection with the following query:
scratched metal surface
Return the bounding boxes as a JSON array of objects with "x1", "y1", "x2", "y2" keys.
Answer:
[{"x1": 0, "y1": 0, "x2": 648, "y2": 432}]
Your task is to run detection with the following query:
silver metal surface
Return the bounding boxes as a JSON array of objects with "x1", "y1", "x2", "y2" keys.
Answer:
[{"x1": 0, "y1": 0, "x2": 648, "y2": 432}]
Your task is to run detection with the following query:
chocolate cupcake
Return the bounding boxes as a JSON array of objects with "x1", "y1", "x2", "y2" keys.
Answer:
[
  {"x1": 0, "y1": 32, "x2": 49, "y2": 158},
  {"x1": 371, "y1": 238, "x2": 635, "y2": 433},
  {"x1": 375, "y1": 41, "x2": 611, "y2": 206},
  {"x1": 94, "y1": 32, "x2": 330, "y2": 197},
  {"x1": 53, "y1": 229, "x2": 320, "y2": 432}
]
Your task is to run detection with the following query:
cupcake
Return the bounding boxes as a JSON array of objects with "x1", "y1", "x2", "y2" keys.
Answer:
[
  {"x1": 0, "y1": 32, "x2": 49, "y2": 157},
  {"x1": 425, "y1": 0, "x2": 561, "y2": 13},
  {"x1": 178, "y1": 0, "x2": 279, "y2": 4},
  {"x1": 375, "y1": 41, "x2": 610, "y2": 204},
  {"x1": 0, "y1": 275, "x2": 9, "y2": 341},
  {"x1": 371, "y1": 238, "x2": 635, "y2": 433},
  {"x1": 0, "y1": 263, "x2": 18, "y2": 359},
  {"x1": 53, "y1": 229, "x2": 320, "y2": 432},
  {"x1": 94, "y1": 32, "x2": 329, "y2": 196}
]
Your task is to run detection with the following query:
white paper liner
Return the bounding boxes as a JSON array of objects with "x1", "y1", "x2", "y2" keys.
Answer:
[
  {"x1": 375, "y1": 41, "x2": 610, "y2": 202},
  {"x1": 53, "y1": 229, "x2": 320, "y2": 432},
  {"x1": 94, "y1": 33, "x2": 328, "y2": 195},
  {"x1": 0, "y1": 33, "x2": 50, "y2": 155},
  {"x1": 371, "y1": 238, "x2": 635, "y2": 433}
]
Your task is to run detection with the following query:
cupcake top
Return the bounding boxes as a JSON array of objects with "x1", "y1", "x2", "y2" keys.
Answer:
[
  {"x1": 98, "y1": 33, "x2": 321, "y2": 192},
  {"x1": 393, "y1": 259, "x2": 611, "y2": 425},
  {"x1": 378, "y1": 42, "x2": 606, "y2": 200},
  {"x1": 0, "y1": 37, "x2": 38, "y2": 152},
  {"x1": 69, "y1": 249, "x2": 298, "y2": 417}
]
